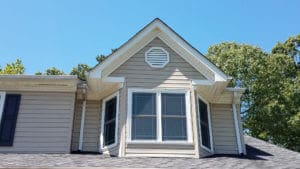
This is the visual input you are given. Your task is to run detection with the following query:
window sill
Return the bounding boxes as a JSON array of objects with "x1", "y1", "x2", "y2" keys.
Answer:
[{"x1": 127, "y1": 140, "x2": 194, "y2": 145}]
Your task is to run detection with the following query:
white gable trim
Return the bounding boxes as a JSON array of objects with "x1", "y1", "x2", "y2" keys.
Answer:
[
  {"x1": 88, "y1": 19, "x2": 228, "y2": 82},
  {"x1": 89, "y1": 21, "x2": 159, "y2": 78}
]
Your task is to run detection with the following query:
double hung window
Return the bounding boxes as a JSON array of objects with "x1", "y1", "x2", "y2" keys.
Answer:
[{"x1": 129, "y1": 89, "x2": 191, "y2": 142}]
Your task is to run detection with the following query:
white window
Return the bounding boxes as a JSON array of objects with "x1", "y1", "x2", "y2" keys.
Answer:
[
  {"x1": 127, "y1": 89, "x2": 192, "y2": 143},
  {"x1": 0, "y1": 92, "x2": 6, "y2": 125},
  {"x1": 197, "y1": 95, "x2": 214, "y2": 152},
  {"x1": 100, "y1": 92, "x2": 119, "y2": 150},
  {"x1": 145, "y1": 47, "x2": 169, "y2": 68}
]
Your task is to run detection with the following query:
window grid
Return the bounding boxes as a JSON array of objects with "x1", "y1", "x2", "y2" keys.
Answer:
[
  {"x1": 129, "y1": 90, "x2": 191, "y2": 143},
  {"x1": 132, "y1": 93, "x2": 157, "y2": 140},
  {"x1": 161, "y1": 93, "x2": 187, "y2": 141},
  {"x1": 103, "y1": 97, "x2": 117, "y2": 146}
]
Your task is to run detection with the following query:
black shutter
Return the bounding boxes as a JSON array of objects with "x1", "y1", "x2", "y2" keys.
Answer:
[{"x1": 0, "y1": 94, "x2": 21, "y2": 146}]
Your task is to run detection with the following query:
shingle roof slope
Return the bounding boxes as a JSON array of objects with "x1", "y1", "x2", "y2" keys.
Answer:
[{"x1": 0, "y1": 136, "x2": 299, "y2": 169}]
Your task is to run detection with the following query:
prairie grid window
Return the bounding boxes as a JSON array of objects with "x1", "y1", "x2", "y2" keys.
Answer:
[{"x1": 131, "y1": 91, "x2": 188, "y2": 141}]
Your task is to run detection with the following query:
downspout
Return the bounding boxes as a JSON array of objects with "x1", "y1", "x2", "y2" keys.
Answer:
[
  {"x1": 78, "y1": 84, "x2": 87, "y2": 151},
  {"x1": 232, "y1": 91, "x2": 243, "y2": 155}
]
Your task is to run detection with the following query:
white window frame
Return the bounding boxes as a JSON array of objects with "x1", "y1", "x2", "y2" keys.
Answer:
[
  {"x1": 145, "y1": 47, "x2": 170, "y2": 68},
  {"x1": 0, "y1": 92, "x2": 6, "y2": 126},
  {"x1": 127, "y1": 88, "x2": 193, "y2": 144},
  {"x1": 197, "y1": 94, "x2": 214, "y2": 153},
  {"x1": 100, "y1": 91, "x2": 119, "y2": 151}
]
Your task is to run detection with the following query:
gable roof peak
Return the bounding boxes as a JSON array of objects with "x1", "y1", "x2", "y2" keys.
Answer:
[{"x1": 88, "y1": 18, "x2": 229, "y2": 82}]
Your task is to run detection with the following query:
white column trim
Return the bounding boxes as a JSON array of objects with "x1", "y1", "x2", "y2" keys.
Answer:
[
  {"x1": 78, "y1": 98, "x2": 86, "y2": 151},
  {"x1": 232, "y1": 103, "x2": 242, "y2": 154},
  {"x1": 0, "y1": 92, "x2": 6, "y2": 126},
  {"x1": 157, "y1": 91, "x2": 162, "y2": 142}
]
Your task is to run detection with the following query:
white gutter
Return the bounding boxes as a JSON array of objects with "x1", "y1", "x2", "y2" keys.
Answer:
[
  {"x1": 232, "y1": 91, "x2": 243, "y2": 155},
  {"x1": 78, "y1": 85, "x2": 87, "y2": 151},
  {"x1": 0, "y1": 74, "x2": 78, "y2": 80}
]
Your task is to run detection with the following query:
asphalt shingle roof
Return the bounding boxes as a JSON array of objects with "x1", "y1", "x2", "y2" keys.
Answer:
[{"x1": 0, "y1": 136, "x2": 299, "y2": 169}]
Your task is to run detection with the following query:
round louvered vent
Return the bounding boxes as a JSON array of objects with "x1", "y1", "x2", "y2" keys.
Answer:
[{"x1": 145, "y1": 47, "x2": 169, "y2": 68}]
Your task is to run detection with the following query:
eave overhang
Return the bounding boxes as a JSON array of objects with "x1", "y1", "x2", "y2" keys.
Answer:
[{"x1": 0, "y1": 75, "x2": 78, "y2": 92}]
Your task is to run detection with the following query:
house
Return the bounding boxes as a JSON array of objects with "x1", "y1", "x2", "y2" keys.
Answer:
[{"x1": 0, "y1": 18, "x2": 246, "y2": 158}]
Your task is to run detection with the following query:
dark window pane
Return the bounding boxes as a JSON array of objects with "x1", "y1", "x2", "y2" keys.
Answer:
[
  {"x1": 133, "y1": 93, "x2": 156, "y2": 115},
  {"x1": 104, "y1": 120, "x2": 116, "y2": 146},
  {"x1": 105, "y1": 97, "x2": 117, "y2": 122},
  {"x1": 198, "y1": 99, "x2": 211, "y2": 149},
  {"x1": 131, "y1": 93, "x2": 157, "y2": 140},
  {"x1": 201, "y1": 124, "x2": 210, "y2": 148},
  {"x1": 0, "y1": 120, "x2": 14, "y2": 142},
  {"x1": 162, "y1": 93, "x2": 185, "y2": 115},
  {"x1": 132, "y1": 116, "x2": 156, "y2": 140},
  {"x1": 0, "y1": 94, "x2": 21, "y2": 146},
  {"x1": 199, "y1": 99, "x2": 208, "y2": 123},
  {"x1": 162, "y1": 117, "x2": 187, "y2": 140},
  {"x1": 161, "y1": 93, "x2": 187, "y2": 141},
  {"x1": 103, "y1": 97, "x2": 117, "y2": 146}
]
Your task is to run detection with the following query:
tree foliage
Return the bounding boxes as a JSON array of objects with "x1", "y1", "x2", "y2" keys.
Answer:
[
  {"x1": 207, "y1": 35, "x2": 300, "y2": 152},
  {"x1": 0, "y1": 59, "x2": 25, "y2": 74},
  {"x1": 35, "y1": 67, "x2": 65, "y2": 75},
  {"x1": 272, "y1": 35, "x2": 300, "y2": 67},
  {"x1": 70, "y1": 54, "x2": 108, "y2": 81},
  {"x1": 70, "y1": 64, "x2": 90, "y2": 80},
  {"x1": 96, "y1": 54, "x2": 107, "y2": 64}
]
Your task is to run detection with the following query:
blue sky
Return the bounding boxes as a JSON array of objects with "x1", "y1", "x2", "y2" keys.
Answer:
[{"x1": 0, "y1": 0, "x2": 299, "y2": 74}]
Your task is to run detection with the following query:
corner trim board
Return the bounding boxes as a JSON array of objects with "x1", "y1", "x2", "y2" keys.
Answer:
[
  {"x1": 0, "y1": 92, "x2": 6, "y2": 126},
  {"x1": 78, "y1": 91, "x2": 87, "y2": 151},
  {"x1": 232, "y1": 103, "x2": 243, "y2": 154}
]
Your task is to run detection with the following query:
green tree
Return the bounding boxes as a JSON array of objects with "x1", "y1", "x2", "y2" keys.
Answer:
[
  {"x1": 35, "y1": 71, "x2": 42, "y2": 75},
  {"x1": 96, "y1": 54, "x2": 107, "y2": 64},
  {"x1": 0, "y1": 59, "x2": 25, "y2": 74},
  {"x1": 70, "y1": 64, "x2": 90, "y2": 80},
  {"x1": 272, "y1": 35, "x2": 300, "y2": 67},
  {"x1": 45, "y1": 67, "x2": 65, "y2": 75},
  {"x1": 207, "y1": 39, "x2": 300, "y2": 152},
  {"x1": 35, "y1": 67, "x2": 65, "y2": 75}
]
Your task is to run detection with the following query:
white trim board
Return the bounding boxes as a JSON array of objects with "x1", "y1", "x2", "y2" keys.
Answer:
[
  {"x1": 232, "y1": 103, "x2": 243, "y2": 154},
  {"x1": 99, "y1": 91, "x2": 120, "y2": 151},
  {"x1": 126, "y1": 88, "x2": 193, "y2": 144},
  {"x1": 0, "y1": 92, "x2": 6, "y2": 126},
  {"x1": 78, "y1": 99, "x2": 86, "y2": 151}
]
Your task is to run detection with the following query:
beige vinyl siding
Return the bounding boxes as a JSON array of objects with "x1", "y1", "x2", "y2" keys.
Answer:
[
  {"x1": 210, "y1": 104, "x2": 238, "y2": 154},
  {"x1": 110, "y1": 37, "x2": 206, "y2": 89},
  {"x1": 0, "y1": 91, "x2": 75, "y2": 153},
  {"x1": 71, "y1": 100, "x2": 101, "y2": 152},
  {"x1": 109, "y1": 38, "x2": 207, "y2": 157},
  {"x1": 125, "y1": 143, "x2": 195, "y2": 158}
]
